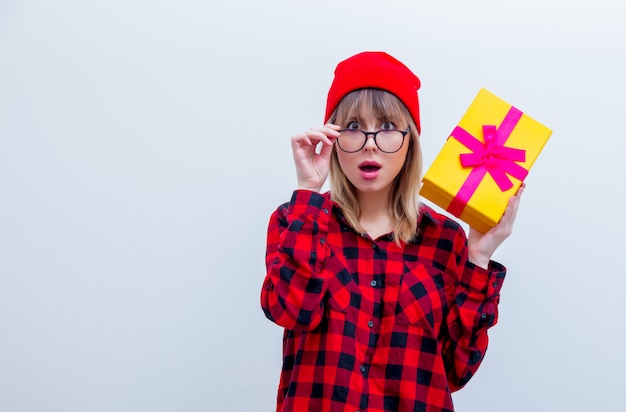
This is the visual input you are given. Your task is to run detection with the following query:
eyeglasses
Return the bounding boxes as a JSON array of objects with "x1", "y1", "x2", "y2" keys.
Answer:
[{"x1": 336, "y1": 126, "x2": 411, "y2": 153}]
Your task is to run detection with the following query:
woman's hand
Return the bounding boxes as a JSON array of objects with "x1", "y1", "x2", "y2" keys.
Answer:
[
  {"x1": 468, "y1": 184, "x2": 525, "y2": 269},
  {"x1": 291, "y1": 124, "x2": 340, "y2": 192}
]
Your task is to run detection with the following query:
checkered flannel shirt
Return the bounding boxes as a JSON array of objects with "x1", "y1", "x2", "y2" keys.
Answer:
[{"x1": 261, "y1": 190, "x2": 506, "y2": 412}]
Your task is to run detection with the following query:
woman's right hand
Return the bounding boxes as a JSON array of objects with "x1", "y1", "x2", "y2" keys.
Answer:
[{"x1": 291, "y1": 124, "x2": 340, "y2": 192}]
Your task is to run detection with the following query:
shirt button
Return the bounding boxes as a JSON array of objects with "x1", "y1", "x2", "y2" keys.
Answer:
[
  {"x1": 359, "y1": 365, "x2": 367, "y2": 373},
  {"x1": 320, "y1": 238, "x2": 325, "y2": 244},
  {"x1": 322, "y1": 208, "x2": 329, "y2": 214},
  {"x1": 370, "y1": 280, "x2": 377, "y2": 287},
  {"x1": 371, "y1": 244, "x2": 377, "y2": 249},
  {"x1": 481, "y1": 313, "x2": 487, "y2": 319},
  {"x1": 492, "y1": 281, "x2": 499, "y2": 287},
  {"x1": 368, "y1": 320, "x2": 374, "y2": 328}
]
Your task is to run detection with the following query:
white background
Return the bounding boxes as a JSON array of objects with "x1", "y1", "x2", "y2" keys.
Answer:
[{"x1": 1, "y1": 1, "x2": 624, "y2": 411}]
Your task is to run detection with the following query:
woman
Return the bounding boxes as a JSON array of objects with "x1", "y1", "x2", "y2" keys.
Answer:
[{"x1": 261, "y1": 51, "x2": 522, "y2": 412}]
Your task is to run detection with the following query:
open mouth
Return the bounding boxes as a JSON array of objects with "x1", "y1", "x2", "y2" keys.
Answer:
[{"x1": 359, "y1": 162, "x2": 381, "y2": 172}]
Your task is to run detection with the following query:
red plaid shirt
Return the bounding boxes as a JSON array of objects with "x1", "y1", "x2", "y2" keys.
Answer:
[{"x1": 261, "y1": 190, "x2": 505, "y2": 412}]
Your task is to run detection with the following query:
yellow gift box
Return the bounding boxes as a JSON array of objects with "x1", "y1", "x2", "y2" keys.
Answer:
[{"x1": 420, "y1": 88, "x2": 552, "y2": 233}]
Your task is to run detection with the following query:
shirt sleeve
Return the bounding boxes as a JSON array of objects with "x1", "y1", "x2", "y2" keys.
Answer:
[
  {"x1": 260, "y1": 190, "x2": 334, "y2": 331},
  {"x1": 440, "y1": 226, "x2": 507, "y2": 392}
]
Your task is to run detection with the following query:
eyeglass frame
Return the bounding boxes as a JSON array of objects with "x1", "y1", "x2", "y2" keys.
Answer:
[{"x1": 335, "y1": 125, "x2": 411, "y2": 153}]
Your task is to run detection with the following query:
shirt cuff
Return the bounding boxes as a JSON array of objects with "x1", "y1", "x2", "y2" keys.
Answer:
[
  {"x1": 462, "y1": 260, "x2": 506, "y2": 299},
  {"x1": 287, "y1": 190, "x2": 333, "y2": 227}
]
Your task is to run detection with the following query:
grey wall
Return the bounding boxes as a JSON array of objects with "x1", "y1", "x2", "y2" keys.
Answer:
[{"x1": 1, "y1": 0, "x2": 624, "y2": 411}]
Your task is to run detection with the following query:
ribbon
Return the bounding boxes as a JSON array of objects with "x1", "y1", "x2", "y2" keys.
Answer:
[{"x1": 446, "y1": 106, "x2": 529, "y2": 217}]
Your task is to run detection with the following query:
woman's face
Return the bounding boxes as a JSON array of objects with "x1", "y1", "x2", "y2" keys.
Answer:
[{"x1": 335, "y1": 111, "x2": 411, "y2": 198}]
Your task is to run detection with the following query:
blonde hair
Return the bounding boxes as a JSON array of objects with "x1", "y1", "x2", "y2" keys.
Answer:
[{"x1": 328, "y1": 89, "x2": 423, "y2": 244}]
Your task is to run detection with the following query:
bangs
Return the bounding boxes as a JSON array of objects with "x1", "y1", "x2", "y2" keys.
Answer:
[{"x1": 333, "y1": 89, "x2": 410, "y2": 128}]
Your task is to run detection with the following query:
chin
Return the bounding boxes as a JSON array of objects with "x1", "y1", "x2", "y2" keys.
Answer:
[{"x1": 353, "y1": 183, "x2": 392, "y2": 195}]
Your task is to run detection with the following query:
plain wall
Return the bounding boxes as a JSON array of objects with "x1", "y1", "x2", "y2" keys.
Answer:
[{"x1": 1, "y1": 1, "x2": 624, "y2": 411}]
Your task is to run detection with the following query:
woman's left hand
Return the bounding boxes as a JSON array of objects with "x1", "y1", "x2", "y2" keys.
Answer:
[{"x1": 467, "y1": 184, "x2": 525, "y2": 269}]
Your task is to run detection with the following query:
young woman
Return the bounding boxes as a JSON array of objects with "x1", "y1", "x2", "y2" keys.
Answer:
[{"x1": 261, "y1": 51, "x2": 523, "y2": 412}]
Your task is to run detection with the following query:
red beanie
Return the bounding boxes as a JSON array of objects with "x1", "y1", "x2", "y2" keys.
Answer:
[{"x1": 324, "y1": 51, "x2": 422, "y2": 133}]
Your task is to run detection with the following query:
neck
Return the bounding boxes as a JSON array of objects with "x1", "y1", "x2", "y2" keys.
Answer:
[
  {"x1": 357, "y1": 189, "x2": 394, "y2": 239},
  {"x1": 358, "y1": 190, "x2": 390, "y2": 217}
]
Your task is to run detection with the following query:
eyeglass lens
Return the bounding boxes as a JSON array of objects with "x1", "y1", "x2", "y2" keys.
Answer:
[{"x1": 337, "y1": 130, "x2": 405, "y2": 153}]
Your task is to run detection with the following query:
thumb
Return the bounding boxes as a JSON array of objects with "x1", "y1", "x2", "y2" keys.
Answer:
[{"x1": 318, "y1": 141, "x2": 335, "y2": 162}]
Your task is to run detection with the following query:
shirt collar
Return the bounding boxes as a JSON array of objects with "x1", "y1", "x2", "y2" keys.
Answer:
[{"x1": 417, "y1": 203, "x2": 441, "y2": 228}]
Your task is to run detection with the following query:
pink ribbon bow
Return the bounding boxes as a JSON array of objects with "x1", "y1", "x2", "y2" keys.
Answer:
[{"x1": 446, "y1": 106, "x2": 529, "y2": 217}]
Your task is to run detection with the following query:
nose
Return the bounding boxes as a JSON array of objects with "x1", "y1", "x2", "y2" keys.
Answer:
[{"x1": 363, "y1": 132, "x2": 378, "y2": 151}]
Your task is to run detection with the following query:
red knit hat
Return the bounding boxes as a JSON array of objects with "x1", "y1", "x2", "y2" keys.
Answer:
[{"x1": 324, "y1": 51, "x2": 422, "y2": 133}]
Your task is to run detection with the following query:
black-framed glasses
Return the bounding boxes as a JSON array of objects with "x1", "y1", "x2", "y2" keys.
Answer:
[{"x1": 336, "y1": 126, "x2": 411, "y2": 153}]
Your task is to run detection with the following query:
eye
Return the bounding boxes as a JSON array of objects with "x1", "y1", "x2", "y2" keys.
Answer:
[
  {"x1": 381, "y1": 122, "x2": 395, "y2": 130},
  {"x1": 346, "y1": 121, "x2": 360, "y2": 130}
]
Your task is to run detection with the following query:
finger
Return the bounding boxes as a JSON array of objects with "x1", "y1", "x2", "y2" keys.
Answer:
[
  {"x1": 324, "y1": 124, "x2": 342, "y2": 137},
  {"x1": 306, "y1": 128, "x2": 338, "y2": 145},
  {"x1": 498, "y1": 188, "x2": 524, "y2": 234},
  {"x1": 507, "y1": 183, "x2": 525, "y2": 215},
  {"x1": 291, "y1": 133, "x2": 315, "y2": 149},
  {"x1": 291, "y1": 139, "x2": 317, "y2": 164},
  {"x1": 313, "y1": 124, "x2": 341, "y2": 137},
  {"x1": 318, "y1": 139, "x2": 335, "y2": 160}
]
